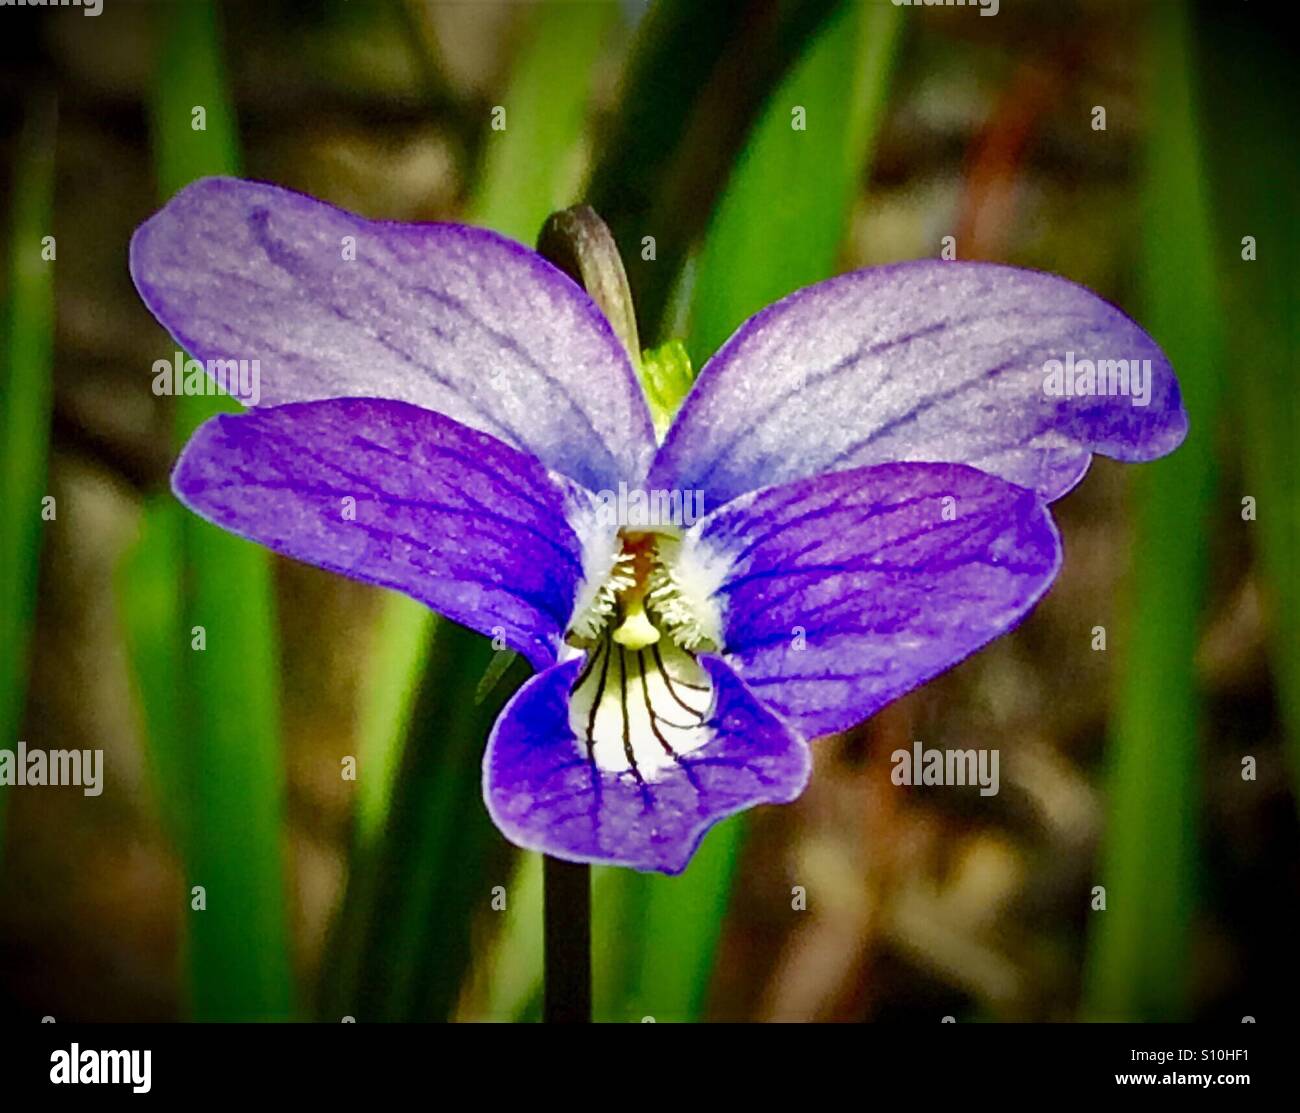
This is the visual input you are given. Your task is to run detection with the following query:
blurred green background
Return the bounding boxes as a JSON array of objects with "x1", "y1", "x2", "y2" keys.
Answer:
[{"x1": 0, "y1": 0, "x2": 1294, "y2": 1022}]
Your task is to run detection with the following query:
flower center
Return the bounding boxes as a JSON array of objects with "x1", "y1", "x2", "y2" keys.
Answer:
[
  {"x1": 564, "y1": 529, "x2": 724, "y2": 779},
  {"x1": 566, "y1": 528, "x2": 722, "y2": 653}
]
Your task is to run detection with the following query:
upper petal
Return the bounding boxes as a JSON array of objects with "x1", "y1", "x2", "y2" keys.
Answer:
[
  {"x1": 483, "y1": 652, "x2": 810, "y2": 874},
  {"x1": 172, "y1": 396, "x2": 590, "y2": 671},
  {"x1": 680, "y1": 460, "x2": 1062, "y2": 740},
  {"x1": 650, "y1": 260, "x2": 1187, "y2": 505},
  {"x1": 131, "y1": 176, "x2": 656, "y2": 492}
]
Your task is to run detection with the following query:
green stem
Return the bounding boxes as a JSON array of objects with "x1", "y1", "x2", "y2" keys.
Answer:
[{"x1": 534, "y1": 203, "x2": 641, "y2": 1024}]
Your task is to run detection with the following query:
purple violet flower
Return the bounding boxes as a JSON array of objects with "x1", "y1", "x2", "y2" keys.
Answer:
[{"x1": 129, "y1": 177, "x2": 1187, "y2": 874}]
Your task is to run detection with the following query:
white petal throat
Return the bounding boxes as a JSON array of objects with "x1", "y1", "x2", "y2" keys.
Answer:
[{"x1": 568, "y1": 635, "x2": 714, "y2": 779}]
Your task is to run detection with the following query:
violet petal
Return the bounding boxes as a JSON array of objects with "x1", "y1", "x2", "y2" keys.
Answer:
[
  {"x1": 483, "y1": 654, "x2": 810, "y2": 873},
  {"x1": 172, "y1": 396, "x2": 590, "y2": 671},
  {"x1": 651, "y1": 260, "x2": 1187, "y2": 506},
  {"x1": 131, "y1": 176, "x2": 655, "y2": 492},
  {"x1": 684, "y1": 460, "x2": 1062, "y2": 739}
]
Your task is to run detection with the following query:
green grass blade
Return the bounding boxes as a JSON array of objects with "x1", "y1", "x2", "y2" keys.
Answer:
[
  {"x1": 588, "y1": 0, "x2": 840, "y2": 338},
  {"x1": 117, "y1": 503, "x2": 188, "y2": 848},
  {"x1": 0, "y1": 97, "x2": 57, "y2": 869},
  {"x1": 602, "y1": 0, "x2": 904, "y2": 1023},
  {"x1": 476, "y1": 850, "x2": 544, "y2": 1021},
  {"x1": 354, "y1": 596, "x2": 435, "y2": 847},
  {"x1": 468, "y1": 0, "x2": 617, "y2": 241},
  {"x1": 1198, "y1": 15, "x2": 1299, "y2": 801},
  {"x1": 686, "y1": 0, "x2": 901, "y2": 367},
  {"x1": 124, "y1": 0, "x2": 295, "y2": 1020},
  {"x1": 331, "y1": 632, "x2": 530, "y2": 1020},
  {"x1": 1082, "y1": 3, "x2": 1221, "y2": 1021}
]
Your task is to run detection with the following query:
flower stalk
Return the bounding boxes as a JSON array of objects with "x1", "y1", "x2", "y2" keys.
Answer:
[{"x1": 535, "y1": 204, "x2": 640, "y2": 1023}]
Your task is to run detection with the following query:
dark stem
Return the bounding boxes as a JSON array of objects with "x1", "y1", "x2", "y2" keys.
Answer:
[
  {"x1": 542, "y1": 856, "x2": 591, "y2": 1023},
  {"x1": 535, "y1": 205, "x2": 639, "y2": 1025}
]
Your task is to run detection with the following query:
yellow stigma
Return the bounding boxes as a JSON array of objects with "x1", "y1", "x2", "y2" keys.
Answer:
[
  {"x1": 611, "y1": 595, "x2": 660, "y2": 649},
  {"x1": 608, "y1": 531, "x2": 662, "y2": 650}
]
